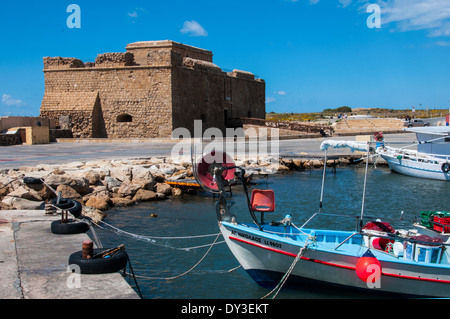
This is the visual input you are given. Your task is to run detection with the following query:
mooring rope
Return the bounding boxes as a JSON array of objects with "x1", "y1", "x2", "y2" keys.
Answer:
[
  {"x1": 97, "y1": 220, "x2": 220, "y2": 239},
  {"x1": 261, "y1": 238, "x2": 311, "y2": 299},
  {"x1": 93, "y1": 220, "x2": 225, "y2": 251},
  {"x1": 128, "y1": 232, "x2": 223, "y2": 280}
]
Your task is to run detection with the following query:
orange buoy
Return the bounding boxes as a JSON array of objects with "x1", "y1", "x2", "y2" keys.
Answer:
[{"x1": 355, "y1": 250, "x2": 382, "y2": 283}]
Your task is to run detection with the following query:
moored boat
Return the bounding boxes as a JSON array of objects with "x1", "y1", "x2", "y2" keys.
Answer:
[
  {"x1": 193, "y1": 146, "x2": 450, "y2": 298},
  {"x1": 376, "y1": 126, "x2": 450, "y2": 181},
  {"x1": 377, "y1": 146, "x2": 450, "y2": 181}
]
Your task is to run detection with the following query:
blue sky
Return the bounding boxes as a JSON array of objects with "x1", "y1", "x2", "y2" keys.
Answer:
[{"x1": 0, "y1": 0, "x2": 449, "y2": 116}]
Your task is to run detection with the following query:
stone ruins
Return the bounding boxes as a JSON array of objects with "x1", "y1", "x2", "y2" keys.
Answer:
[{"x1": 40, "y1": 40, "x2": 265, "y2": 139}]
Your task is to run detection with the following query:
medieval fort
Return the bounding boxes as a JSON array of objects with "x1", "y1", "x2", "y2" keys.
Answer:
[{"x1": 39, "y1": 40, "x2": 266, "y2": 139}]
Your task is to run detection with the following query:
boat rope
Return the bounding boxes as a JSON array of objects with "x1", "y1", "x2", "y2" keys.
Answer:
[
  {"x1": 123, "y1": 254, "x2": 143, "y2": 299},
  {"x1": 125, "y1": 232, "x2": 223, "y2": 281},
  {"x1": 96, "y1": 220, "x2": 220, "y2": 240},
  {"x1": 92, "y1": 220, "x2": 225, "y2": 250},
  {"x1": 261, "y1": 237, "x2": 311, "y2": 299}
]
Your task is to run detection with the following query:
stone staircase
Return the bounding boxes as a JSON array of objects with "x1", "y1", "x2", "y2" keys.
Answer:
[{"x1": 333, "y1": 118, "x2": 404, "y2": 135}]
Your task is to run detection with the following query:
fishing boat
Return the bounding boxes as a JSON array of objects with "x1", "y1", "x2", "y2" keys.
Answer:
[
  {"x1": 192, "y1": 145, "x2": 450, "y2": 298},
  {"x1": 376, "y1": 127, "x2": 450, "y2": 181}
]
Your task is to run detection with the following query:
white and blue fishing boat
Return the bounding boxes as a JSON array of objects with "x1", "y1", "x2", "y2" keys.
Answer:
[{"x1": 193, "y1": 145, "x2": 450, "y2": 298}]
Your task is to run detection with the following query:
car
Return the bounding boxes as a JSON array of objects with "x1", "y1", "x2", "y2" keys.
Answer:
[{"x1": 403, "y1": 119, "x2": 430, "y2": 127}]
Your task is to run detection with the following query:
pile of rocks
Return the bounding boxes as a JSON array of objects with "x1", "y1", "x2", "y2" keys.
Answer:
[
  {"x1": 0, "y1": 155, "x2": 351, "y2": 220},
  {"x1": 0, "y1": 157, "x2": 195, "y2": 219}
]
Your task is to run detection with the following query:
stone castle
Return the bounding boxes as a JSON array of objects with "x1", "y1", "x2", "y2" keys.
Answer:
[{"x1": 40, "y1": 40, "x2": 265, "y2": 139}]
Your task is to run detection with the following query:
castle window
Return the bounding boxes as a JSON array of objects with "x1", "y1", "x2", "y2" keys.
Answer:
[{"x1": 117, "y1": 114, "x2": 133, "y2": 123}]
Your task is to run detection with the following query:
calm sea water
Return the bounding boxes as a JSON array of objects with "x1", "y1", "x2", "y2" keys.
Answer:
[{"x1": 93, "y1": 166, "x2": 450, "y2": 299}]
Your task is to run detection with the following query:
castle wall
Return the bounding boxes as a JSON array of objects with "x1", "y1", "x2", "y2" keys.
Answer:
[
  {"x1": 171, "y1": 58, "x2": 265, "y2": 137},
  {"x1": 40, "y1": 41, "x2": 265, "y2": 139},
  {"x1": 41, "y1": 59, "x2": 173, "y2": 138}
]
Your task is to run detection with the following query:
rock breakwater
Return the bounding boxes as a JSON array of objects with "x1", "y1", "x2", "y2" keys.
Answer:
[{"x1": 0, "y1": 155, "x2": 360, "y2": 220}]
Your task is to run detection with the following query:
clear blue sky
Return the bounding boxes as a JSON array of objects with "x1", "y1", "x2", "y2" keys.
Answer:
[{"x1": 1, "y1": 0, "x2": 449, "y2": 116}]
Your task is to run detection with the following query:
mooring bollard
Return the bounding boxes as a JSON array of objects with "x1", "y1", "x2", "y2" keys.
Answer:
[{"x1": 82, "y1": 240, "x2": 94, "y2": 259}]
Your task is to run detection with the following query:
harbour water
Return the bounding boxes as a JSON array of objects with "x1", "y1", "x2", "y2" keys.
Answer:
[{"x1": 94, "y1": 166, "x2": 450, "y2": 299}]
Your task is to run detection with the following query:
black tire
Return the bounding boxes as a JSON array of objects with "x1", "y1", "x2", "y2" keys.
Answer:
[
  {"x1": 51, "y1": 219, "x2": 89, "y2": 235},
  {"x1": 51, "y1": 198, "x2": 82, "y2": 218},
  {"x1": 441, "y1": 163, "x2": 450, "y2": 173},
  {"x1": 68, "y1": 248, "x2": 128, "y2": 274}
]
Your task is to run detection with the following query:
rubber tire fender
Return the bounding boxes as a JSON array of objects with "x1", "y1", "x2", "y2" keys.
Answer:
[
  {"x1": 51, "y1": 198, "x2": 82, "y2": 218},
  {"x1": 51, "y1": 219, "x2": 89, "y2": 235},
  {"x1": 68, "y1": 248, "x2": 128, "y2": 274},
  {"x1": 441, "y1": 162, "x2": 450, "y2": 173}
]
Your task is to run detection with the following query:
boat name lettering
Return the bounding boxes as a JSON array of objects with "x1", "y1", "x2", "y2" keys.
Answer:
[
  {"x1": 264, "y1": 240, "x2": 282, "y2": 249},
  {"x1": 232, "y1": 231, "x2": 261, "y2": 243},
  {"x1": 231, "y1": 231, "x2": 282, "y2": 248}
]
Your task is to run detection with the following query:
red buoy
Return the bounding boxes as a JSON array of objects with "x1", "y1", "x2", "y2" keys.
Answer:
[{"x1": 355, "y1": 250, "x2": 382, "y2": 284}]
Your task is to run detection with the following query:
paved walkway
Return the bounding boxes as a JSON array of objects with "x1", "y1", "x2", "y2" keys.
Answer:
[
  {"x1": 0, "y1": 133, "x2": 416, "y2": 169},
  {"x1": 0, "y1": 210, "x2": 139, "y2": 299}
]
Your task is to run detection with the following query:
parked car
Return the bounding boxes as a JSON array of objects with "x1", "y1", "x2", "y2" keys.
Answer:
[{"x1": 403, "y1": 119, "x2": 430, "y2": 127}]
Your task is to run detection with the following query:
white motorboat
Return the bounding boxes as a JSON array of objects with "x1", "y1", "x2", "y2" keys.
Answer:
[{"x1": 376, "y1": 127, "x2": 450, "y2": 181}]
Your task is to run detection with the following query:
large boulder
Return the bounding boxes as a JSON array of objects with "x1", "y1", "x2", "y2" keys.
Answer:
[
  {"x1": 84, "y1": 196, "x2": 109, "y2": 211},
  {"x1": 132, "y1": 166, "x2": 156, "y2": 190},
  {"x1": 82, "y1": 186, "x2": 109, "y2": 203},
  {"x1": 104, "y1": 177, "x2": 122, "y2": 190},
  {"x1": 155, "y1": 183, "x2": 172, "y2": 195},
  {"x1": 117, "y1": 182, "x2": 141, "y2": 197},
  {"x1": 132, "y1": 189, "x2": 158, "y2": 202},
  {"x1": 55, "y1": 184, "x2": 82, "y2": 200},
  {"x1": 110, "y1": 166, "x2": 132, "y2": 183},
  {"x1": 82, "y1": 171, "x2": 101, "y2": 185},
  {"x1": 4, "y1": 186, "x2": 43, "y2": 201},
  {"x1": 158, "y1": 164, "x2": 177, "y2": 175},
  {"x1": 24, "y1": 183, "x2": 53, "y2": 200},
  {"x1": 110, "y1": 197, "x2": 135, "y2": 207},
  {"x1": 2, "y1": 196, "x2": 44, "y2": 210},
  {"x1": 44, "y1": 174, "x2": 90, "y2": 195},
  {"x1": 81, "y1": 206, "x2": 106, "y2": 224}
]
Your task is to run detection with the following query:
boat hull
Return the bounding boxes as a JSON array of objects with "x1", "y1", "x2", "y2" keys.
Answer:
[
  {"x1": 220, "y1": 222, "x2": 450, "y2": 297},
  {"x1": 381, "y1": 154, "x2": 450, "y2": 181}
]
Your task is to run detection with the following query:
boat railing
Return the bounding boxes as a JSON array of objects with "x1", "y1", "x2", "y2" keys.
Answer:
[
  {"x1": 302, "y1": 211, "x2": 450, "y2": 252},
  {"x1": 383, "y1": 146, "x2": 450, "y2": 162}
]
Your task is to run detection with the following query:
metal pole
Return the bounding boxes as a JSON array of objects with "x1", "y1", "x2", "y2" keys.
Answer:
[
  {"x1": 319, "y1": 149, "x2": 328, "y2": 213},
  {"x1": 359, "y1": 142, "x2": 370, "y2": 230},
  {"x1": 300, "y1": 149, "x2": 328, "y2": 228}
]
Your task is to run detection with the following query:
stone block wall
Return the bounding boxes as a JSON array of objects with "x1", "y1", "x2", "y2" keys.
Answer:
[
  {"x1": 41, "y1": 65, "x2": 173, "y2": 138},
  {"x1": 40, "y1": 40, "x2": 264, "y2": 139},
  {"x1": 0, "y1": 133, "x2": 21, "y2": 146},
  {"x1": 171, "y1": 58, "x2": 265, "y2": 136}
]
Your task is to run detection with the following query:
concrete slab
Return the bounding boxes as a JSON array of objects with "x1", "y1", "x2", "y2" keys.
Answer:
[
  {"x1": 0, "y1": 210, "x2": 139, "y2": 299},
  {"x1": 0, "y1": 221, "x2": 21, "y2": 298}
]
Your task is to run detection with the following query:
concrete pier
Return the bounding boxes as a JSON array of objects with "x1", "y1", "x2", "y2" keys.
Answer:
[{"x1": 0, "y1": 210, "x2": 139, "y2": 299}]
